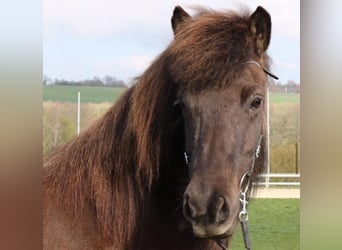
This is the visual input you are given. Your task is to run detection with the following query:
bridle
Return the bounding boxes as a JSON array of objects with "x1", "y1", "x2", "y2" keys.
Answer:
[
  {"x1": 235, "y1": 133, "x2": 263, "y2": 250},
  {"x1": 183, "y1": 60, "x2": 278, "y2": 250},
  {"x1": 184, "y1": 133, "x2": 262, "y2": 250},
  {"x1": 216, "y1": 117, "x2": 263, "y2": 250},
  {"x1": 243, "y1": 60, "x2": 279, "y2": 80}
]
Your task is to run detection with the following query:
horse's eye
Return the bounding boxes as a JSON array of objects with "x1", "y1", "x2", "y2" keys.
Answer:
[{"x1": 250, "y1": 97, "x2": 262, "y2": 109}]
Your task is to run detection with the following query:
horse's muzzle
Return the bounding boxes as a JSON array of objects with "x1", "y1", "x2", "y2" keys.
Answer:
[{"x1": 183, "y1": 190, "x2": 233, "y2": 238}]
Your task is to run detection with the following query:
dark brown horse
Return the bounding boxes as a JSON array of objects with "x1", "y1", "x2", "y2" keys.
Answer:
[{"x1": 43, "y1": 5, "x2": 275, "y2": 250}]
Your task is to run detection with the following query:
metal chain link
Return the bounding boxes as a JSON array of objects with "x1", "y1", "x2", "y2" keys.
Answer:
[{"x1": 239, "y1": 191, "x2": 249, "y2": 222}]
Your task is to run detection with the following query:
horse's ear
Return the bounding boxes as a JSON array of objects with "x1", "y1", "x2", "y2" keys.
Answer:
[
  {"x1": 250, "y1": 6, "x2": 271, "y2": 55},
  {"x1": 171, "y1": 6, "x2": 191, "y2": 35}
]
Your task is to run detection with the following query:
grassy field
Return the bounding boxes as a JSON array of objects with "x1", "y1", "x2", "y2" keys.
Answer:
[
  {"x1": 230, "y1": 199, "x2": 299, "y2": 250},
  {"x1": 43, "y1": 85, "x2": 299, "y2": 104},
  {"x1": 269, "y1": 93, "x2": 300, "y2": 104}
]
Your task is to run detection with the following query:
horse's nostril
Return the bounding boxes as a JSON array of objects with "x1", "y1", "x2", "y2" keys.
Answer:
[
  {"x1": 183, "y1": 197, "x2": 191, "y2": 219},
  {"x1": 183, "y1": 193, "x2": 230, "y2": 225},
  {"x1": 216, "y1": 196, "x2": 225, "y2": 211},
  {"x1": 183, "y1": 196, "x2": 199, "y2": 220},
  {"x1": 215, "y1": 196, "x2": 229, "y2": 223}
]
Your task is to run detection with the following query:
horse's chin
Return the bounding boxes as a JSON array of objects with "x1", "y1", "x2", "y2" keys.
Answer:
[{"x1": 191, "y1": 222, "x2": 236, "y2": 239}]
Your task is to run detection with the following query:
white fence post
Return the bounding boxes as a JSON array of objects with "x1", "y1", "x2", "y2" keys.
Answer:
[
  {"x1": 77, "y1": 91, "x2": 80, "y2": 135},
  {"x1": 266, "y1": 87, "x2": 270, "y2": 188}
]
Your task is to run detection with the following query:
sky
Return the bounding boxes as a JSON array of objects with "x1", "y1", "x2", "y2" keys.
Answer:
[{"x1": 44, "y1": 0, "x2": 300, "y2": 84}]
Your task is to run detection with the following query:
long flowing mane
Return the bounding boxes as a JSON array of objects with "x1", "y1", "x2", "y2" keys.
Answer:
[
  {"x1": 44, "y1": 6, "x2": 271, "y2": 249},
  {"x1": 43, "y1": 51, "x2": 186, "y2": 245}
]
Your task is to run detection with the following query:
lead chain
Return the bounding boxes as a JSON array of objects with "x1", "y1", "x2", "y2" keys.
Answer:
[
  {"x1": 239, "y1": 191, "x2": 248, "y2": 222},
  {"x1": 239, "y1": 191, "x2": 251, "y2": 250}
]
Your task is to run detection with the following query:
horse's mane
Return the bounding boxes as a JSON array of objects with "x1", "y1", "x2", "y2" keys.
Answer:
[
  {"x1": 43, "y1": 51, "x2": 181, "y2": 244},
  {"x1": 43, "y1": 7, "x2": 269, "y2": 247}
]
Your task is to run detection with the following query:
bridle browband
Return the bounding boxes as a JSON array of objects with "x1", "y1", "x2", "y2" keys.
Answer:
[
  {"x1": 183, "y1": 61, "x2": 277, "y2": 250},
  {"x1": 243, "y1": 60, "x2": 279, "y2": 80}
]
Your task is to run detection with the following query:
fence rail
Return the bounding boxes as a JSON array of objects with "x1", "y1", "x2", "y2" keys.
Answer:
[{"x1": 255, "y1": 173, "x2": 300, "y2": 187}]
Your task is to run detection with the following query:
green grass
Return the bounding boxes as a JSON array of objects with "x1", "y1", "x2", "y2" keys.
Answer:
[
  {"x1": 269, "y1": 93, "x2": 300, "y2": 104},
  {"x1": 230, "y1": 199, "x2": 299, "y2": 250},
  {"x1": 43, "y1": 85, "x2": 127, "y2": 103}
]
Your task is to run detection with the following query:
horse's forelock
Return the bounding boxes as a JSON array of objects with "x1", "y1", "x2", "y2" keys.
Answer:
[{"x1": 168, "y1": 8, "x2": 271, "y2": 93}]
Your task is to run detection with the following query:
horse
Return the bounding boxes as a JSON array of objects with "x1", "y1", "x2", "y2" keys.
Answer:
[{"x1": 43, "y1": 5, "x2": 276, "y2": 250}]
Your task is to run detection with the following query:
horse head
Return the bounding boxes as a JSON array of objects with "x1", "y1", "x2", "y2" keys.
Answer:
[{"x1": 168, "y1": 6, "x2": 273, "y2": 240}]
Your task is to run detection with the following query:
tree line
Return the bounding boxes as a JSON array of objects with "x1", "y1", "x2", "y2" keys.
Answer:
[
  {"x1": 269, "y1": 80, "x2": 300, "y2": 94},
  {"x1": 43, "y1": 75, "x2": 300, "y2": 94},
  {"x1": 43, "y1": 75, "x2": 127, "y2": 88}
]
